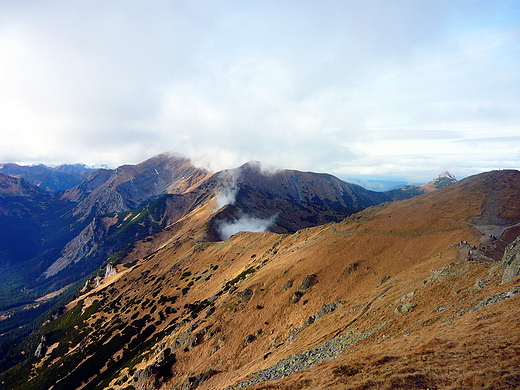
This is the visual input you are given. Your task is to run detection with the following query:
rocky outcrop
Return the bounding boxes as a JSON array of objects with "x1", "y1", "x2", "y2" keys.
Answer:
[
  {"x1": 228, "y1": 324, "x2": 384, "y2": 389},
  {"x1": 34, "y1": 335, "x2": 47, "y2": 358},
  {"x1": 43, "y1": 216, "x2": 117, "y2": 278},
  {"x1": 182, "y1": 369, "x2": 220, "y2": 390},
  {"x1": 501, "y1": 236, "x2": 520, "y2": 284},
  {"x1": 420, "y1": 171, "x2": 457, "y2": 193},
  {"x1": 104, "y1": 263, "x2": 117, "y2": 278},
  {"x1": 291, "y1": 274, "x2": 319, "y2": 303},
  {"x1": 133, "y1": 365, "x2": 160, "y2": 390},
  {"x1": 288, "y1": 301, "x2": 341, "y2": 342},
  {"x1": 473, "y1": 286, "x2": 520, "y2": 310},
  {"x1": 395, "y1": 302, "x2": 417, "y2": 314}
]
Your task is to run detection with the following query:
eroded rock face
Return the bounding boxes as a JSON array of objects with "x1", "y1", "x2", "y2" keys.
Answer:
[
  {"x1": 34, "y1": 335, "x2": 46, "y2": 358},
  {"x1": 105, "y1": 263, "x2": 117, "y2": 278},
  {"x1": 43, "y1": 216, "x2": 117, "y2": 278},
  {"x1": 501, "y1": 236, "x2": 520, "y2": 284}
]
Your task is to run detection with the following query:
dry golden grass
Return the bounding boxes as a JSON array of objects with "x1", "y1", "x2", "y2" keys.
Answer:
[{"x1": 31, "y1": 170, "x2": 520, "y2": 390}]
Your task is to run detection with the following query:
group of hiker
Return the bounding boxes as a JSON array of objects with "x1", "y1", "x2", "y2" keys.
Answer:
[{"x1": 458, "y1": 234, "x2": 500, "y2": 262}]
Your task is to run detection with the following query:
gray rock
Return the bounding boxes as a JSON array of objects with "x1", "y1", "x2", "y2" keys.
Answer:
[
  {"x1": 282, "y1": 280, "x2": 293, "y2": 292},
  {"x1": 182, "y1": 369, "x2": 220, "y2": 390},
  {"x1": 133, "y1": 365, "x2": 160, "y2": 390},
  {"x1": 236, "y1": 288, "x2": 253, "y2": 302},
  {"x1": 501, "y1": 236, "x2": 520, "y2": 284},
  {"x1": 473, "y1": 285, "x2": 520, "y2": 311},
  {"x1": 104, "y1": 263, "x2": 117, "y2": 278},
  {"x1": 299, "y1": 274, "x2": 318, "y2": 292},
  {"x1": 290, "y1": 274, "x2": 319, "y2": 304},
  {"x1": 394, "y1": 302, "x2": 417, "y2": 314},
  {"x1": 227, "y1": 324, "x2": 385, "y2": 389},
  {"x1": 430, "y1": 262, "x2": 468, "y2": 283},
  {"x1": 290, "y1": 290, "x2": 304, "y2": 304},
  {"x1": 34, "y1": 335, "x2": 46, "y2": 358}
]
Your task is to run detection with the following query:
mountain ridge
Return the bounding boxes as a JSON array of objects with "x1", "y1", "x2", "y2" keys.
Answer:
[
  {"x1": 1, "y1": 153, "x2": 516, "y2": 389},
  {"x1": 1, "y1": 167, "x2": 519, "y2": 389},
  {"x1": 0, "y1": 153, "x2": 425, "y2": 374},
  {"x1": 0, "y1": 163, "x2": 95, "y2": 192}
]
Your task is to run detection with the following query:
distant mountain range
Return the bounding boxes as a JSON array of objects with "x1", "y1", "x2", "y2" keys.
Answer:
[
  {"x1": 0, "y1": 153, "x2": 453, "y2": 284},
  {"x1": 0, "y1": 163, "x2": 95, "y2": 192}
]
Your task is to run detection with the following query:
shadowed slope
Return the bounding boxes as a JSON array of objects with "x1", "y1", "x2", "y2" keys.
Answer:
[{"x1": 0, "y1": 163, "x2": 94, "y2": 192}]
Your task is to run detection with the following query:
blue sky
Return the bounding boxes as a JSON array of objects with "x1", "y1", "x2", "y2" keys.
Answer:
[{"x1": 1, "y1": 1, "x2": 519, "y2": 183}]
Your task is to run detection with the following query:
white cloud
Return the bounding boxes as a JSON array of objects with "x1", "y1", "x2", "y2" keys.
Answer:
[
  {"x1": 217, "y1": 214, "x2": 277, "y2": 241},
  {"x1": 0, "y1": 1, "x2": 518, "y2": 181}
]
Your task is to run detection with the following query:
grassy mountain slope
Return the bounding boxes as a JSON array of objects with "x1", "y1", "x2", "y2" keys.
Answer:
[
  {"x1": 3, "y1": 170, "x2": 519, "y2": 389},
  {"x1": 0, "y1": 154, "x2": 423, "y2": 378}
]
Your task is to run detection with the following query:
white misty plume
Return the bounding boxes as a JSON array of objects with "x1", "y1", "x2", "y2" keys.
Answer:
[
  {"x1": 215, "y1": 169, "x2": 239, "y2": 210},
  {"x1": 218, "y1": 214, "x2": 277, "y2": 240},
  {"x1": 215, "y1": 184, "x2": 238, "y2": 209}
]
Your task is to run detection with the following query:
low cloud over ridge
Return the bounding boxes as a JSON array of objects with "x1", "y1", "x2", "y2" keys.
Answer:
[{"x1": 217, "y1": 214, "x2": 277, "y2": 240}]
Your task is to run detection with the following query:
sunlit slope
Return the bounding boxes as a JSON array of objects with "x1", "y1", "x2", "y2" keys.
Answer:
[{"x1": 5, "y1": 170, "x2": 520, "y2": 390}]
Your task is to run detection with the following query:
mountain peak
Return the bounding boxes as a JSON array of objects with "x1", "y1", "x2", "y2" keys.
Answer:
[
  {"x1": 421, "y1": 171, "x2": 457, "y2": 192},
  {"x1": 435, "y1": 171, "x2": 456, "y2": 181}
]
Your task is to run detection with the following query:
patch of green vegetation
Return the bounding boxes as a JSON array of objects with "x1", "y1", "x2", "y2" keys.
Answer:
[
  {"x1": 108, "y1": 245, "x2": 135, "y2": 265},
  {"x1": 223, "y1": 267, "x2": 256, "y2": 291},
  {"x1": 185, "y1": 300, "x2": 211, "y2": 318}
]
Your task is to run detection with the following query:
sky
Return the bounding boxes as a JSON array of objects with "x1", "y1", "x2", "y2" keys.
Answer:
[{"x1": 1, "y1": 1, "x2": 519, "y2": 183}]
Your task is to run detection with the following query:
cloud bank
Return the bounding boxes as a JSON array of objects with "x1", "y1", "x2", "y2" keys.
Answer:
[{"x1": 0, "y1": 1, "x2": 519, "y2": 182}]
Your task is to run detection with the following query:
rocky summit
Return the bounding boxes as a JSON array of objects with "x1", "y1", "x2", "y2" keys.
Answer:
[{"x1": 0, "y1": 156, "x2": 519, "y2": 390}]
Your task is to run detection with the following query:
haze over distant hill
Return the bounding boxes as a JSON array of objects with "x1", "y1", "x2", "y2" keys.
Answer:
[
  {"x1": 0, "y1": 163, "x2": 95, "y2": 192},
  {"x1": 1, "y1": 153, "x2": 517, "y2": 390}
]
